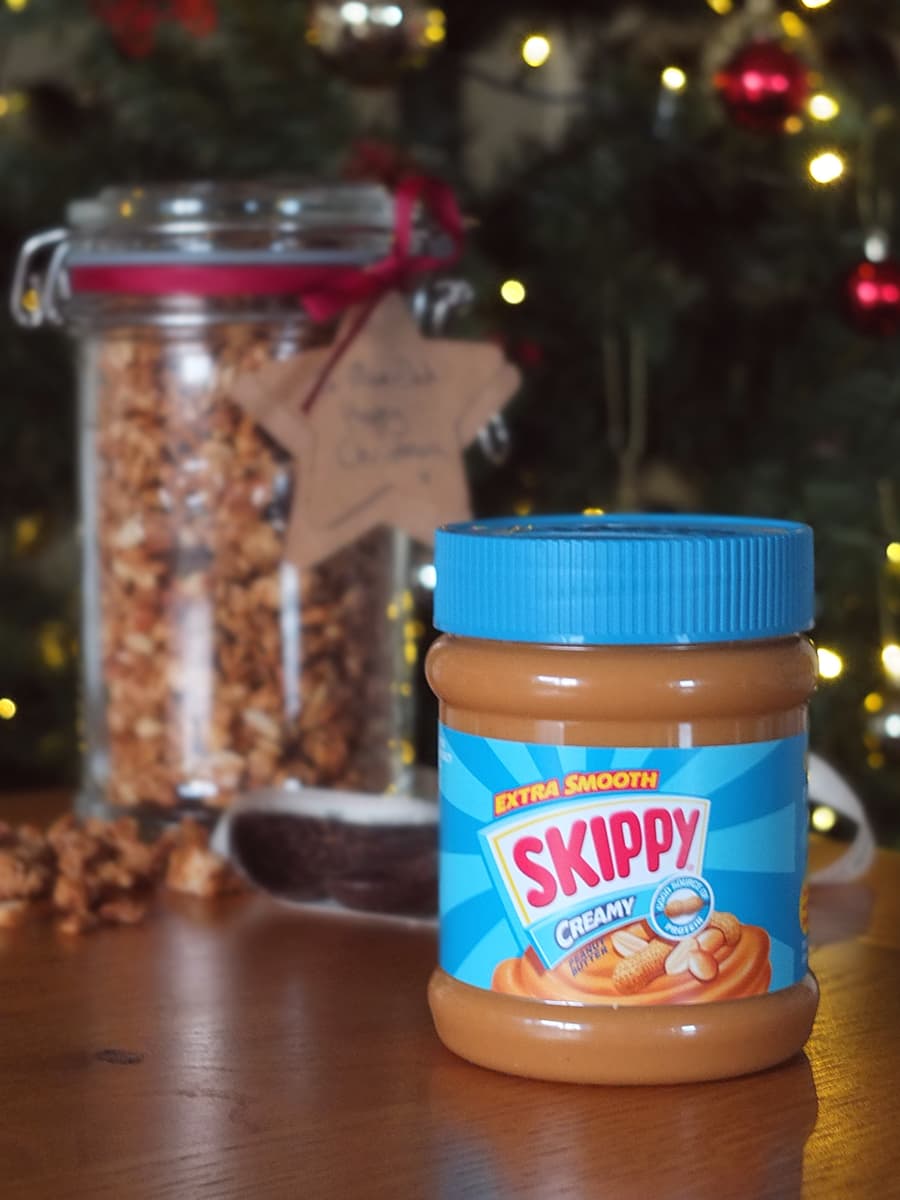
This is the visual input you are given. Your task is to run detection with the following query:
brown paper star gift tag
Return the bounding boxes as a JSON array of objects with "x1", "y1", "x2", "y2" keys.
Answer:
[{"x1": 231, "y1": 293, "x2": 521, "y2": 568}]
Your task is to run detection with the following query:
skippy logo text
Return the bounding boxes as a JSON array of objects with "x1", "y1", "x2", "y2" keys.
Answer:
[{"x1": 479, "y1": 789, "x2": 711, "y2": 965}]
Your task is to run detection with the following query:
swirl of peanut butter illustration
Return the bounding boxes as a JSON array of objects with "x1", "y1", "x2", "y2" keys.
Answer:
[{"x1": 492, "y1": 914, "x2": 771, "y2": 1006}]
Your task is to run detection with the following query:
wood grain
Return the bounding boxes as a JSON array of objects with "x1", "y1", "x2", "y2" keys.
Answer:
[{"x1": 0, "y1": 793, "x2": 897, "y2": 1199}]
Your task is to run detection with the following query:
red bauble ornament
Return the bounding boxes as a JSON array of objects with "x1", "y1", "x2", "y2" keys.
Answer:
[
  {"x1": 845, "y1": 260, "x2": 900, "y2": 337},
  {"x1": 714, "y1": 39, "x2": 811, "y2": 133}
]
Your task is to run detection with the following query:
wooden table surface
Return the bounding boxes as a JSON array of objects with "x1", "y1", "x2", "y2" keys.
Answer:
[{"x1": 0, "y1": 793, "x2": 898, "y2": 1200}]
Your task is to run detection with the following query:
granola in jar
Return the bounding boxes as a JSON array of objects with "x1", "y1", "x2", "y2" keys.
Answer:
[{"x1": 13, "y1": 181, "x2": 443, "y2": 818}]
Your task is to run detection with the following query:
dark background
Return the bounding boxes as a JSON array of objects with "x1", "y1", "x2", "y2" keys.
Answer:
[{"x1": 1, "y1": 0, "x2": 898, "y2": 844}]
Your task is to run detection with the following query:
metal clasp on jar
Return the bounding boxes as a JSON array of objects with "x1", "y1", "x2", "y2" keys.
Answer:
[{"x1": 9, "y1": 228, "x2": 71, "y2": 328}]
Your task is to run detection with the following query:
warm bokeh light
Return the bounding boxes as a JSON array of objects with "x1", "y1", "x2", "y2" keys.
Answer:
[
  {"x1": 22, "y1": 290, "x2": 39, "y2": 316},
  {"x1": 0, "y1": 698, "x2": 17, "y2": 720},
  {"x1": 881, "y1": 642, "x2": 900, "y2": 681},
  {"x1": 816, "y1": 646, "x2": 843, "y2": 680},
  {"x1": 417, "y1": 563, "x2": 437, "y2": 589},
  {"x1": 706, "y1": 0, "x2": 733, "y2": 12},
  {"x1": 808, "y1": 93, "x2": 839, "y2": 121},
  {"x1": 521, "y1": 34, "x2": 552, "y2": 68},
  {"x1": 783, "y1": 116, "x2": 804, "y2": 135},
  {"x1": 886, "y1": 541, "x2": 900, "y2": 564},
  {"x1": 513, "y1": 499, "x2": 534, "y2": 516},
  {"x1": 5, "y1": 0, "x2": 29, "y2": 10},
  {"x1": 14, "y1": 514, "x2": 41, "y2": 551},
  {"x1": 865, "y1": 230, "x2": 889, "y2": 262},
  {"x1": 864, "y1": 691, "x2": 885, "y2": 714},
  {"x1": 424, "y1": 9, "x2": 446, "y2": 44},
  {"x1": 39, "y1": 623, "x2": 68, "y2": 670},
  {"x1": 808, "y1": 151, "x2": 845, "y2": 184},
  {"x1": 810, "y1": 805, "x2": 838, "y2": 833},
  {"x1": 500, "y1": 278, "x2": 527, "y2": 304},
  {"x1": 582, "y1": 507, "x2": 605, "y2": 516},
  {"x1": 780, "y1": 11, "x2": 806, "y2": 37},
  {"x1": 800, "y1": 0, "x2": 831, "y2": 8},
  {"x1": 660, "y1": 66, "x2": 687, "y2": 92}
]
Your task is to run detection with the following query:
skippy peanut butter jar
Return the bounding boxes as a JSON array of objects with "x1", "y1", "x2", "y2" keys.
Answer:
[{"x1": 425, "y1": 514, "x2": 819, "y2": 1085}]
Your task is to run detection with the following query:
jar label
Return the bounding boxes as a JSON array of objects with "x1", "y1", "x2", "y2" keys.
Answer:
[{"x1": 438, "y1": 726, "x2": 809, "y2": 1005}]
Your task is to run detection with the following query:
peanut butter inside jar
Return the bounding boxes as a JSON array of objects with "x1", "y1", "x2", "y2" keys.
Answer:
[{"x1": 426, "y1": 515, "x2": 819, "y2": 1085}]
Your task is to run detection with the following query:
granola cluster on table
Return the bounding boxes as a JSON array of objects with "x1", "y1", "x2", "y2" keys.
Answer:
[{"x1": 0, "y1": 815, "x2": 244, "y2": 935}]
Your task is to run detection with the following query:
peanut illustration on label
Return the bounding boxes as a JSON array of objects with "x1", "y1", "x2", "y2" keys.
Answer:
[
  {"x1": 609, "y1": 910, "x2": 746, "y2": 995},
  {"x1": 492, "y1": 901, "x2": 772, "y2": 1005}
]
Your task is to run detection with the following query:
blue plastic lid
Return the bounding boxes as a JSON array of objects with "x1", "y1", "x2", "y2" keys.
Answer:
[{"x1": 433, "y1": 514, "x2": 814, "y2": 646}]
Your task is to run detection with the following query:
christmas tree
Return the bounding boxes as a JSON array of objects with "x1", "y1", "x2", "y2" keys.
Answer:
[{"x1": 1, "y1": 0, "x2": 899, "y2": 844}]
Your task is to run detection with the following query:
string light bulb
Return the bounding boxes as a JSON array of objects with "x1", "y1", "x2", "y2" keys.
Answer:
[
  {"x1": 660, "y1": 66, "x2": 687, "y2": 92},
  {"x1": 780, "y1": 11, "x2": 806, "y2": 38},
  {"x1": 417, "y1": 563, "x2": 437, "y2": 590},
  {"x1": 521, "y1": 34, "x2": 552, "y2": 68},
  {"x1": 808, "y1": 151, "x2": 845, "y2": 184},
  {"x1": 816, "y1": 646, "x2": 844, "y2": 680},
  {"x1": 881, "y1": 643, "x2": 900, "y2": 681},
  {"x1": 810, "y1": 805, "x2": 838, "y2": 833},
  {"x1": 0, "y1": 698, "x2": 16, "y2": 719},
  {"x1": 39, "y1": 623, "x2": 68, "y2": 670},
  {"x1": 424, "y1": 8, "x2": 446, "y2": 44},
  {"x1": 500, "y1": 279, "x2": 526, "y2": 305},
  {"x1": 886, "y1": 542, "x2": 900, "y2": 564},
  {"x1": 808, "y1": 93, "x2": 840, "y2": 121}
]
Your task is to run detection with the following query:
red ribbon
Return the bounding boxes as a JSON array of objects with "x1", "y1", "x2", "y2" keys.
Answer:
[{"x1": 68, "y1": 175, "x2": 464, "y2": 324}]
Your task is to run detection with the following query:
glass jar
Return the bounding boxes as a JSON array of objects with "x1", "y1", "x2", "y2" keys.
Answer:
[{"x1": 12, "y1": 181, "x2": 458, "y2": 820}]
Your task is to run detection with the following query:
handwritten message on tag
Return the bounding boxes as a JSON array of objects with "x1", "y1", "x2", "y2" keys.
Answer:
[{"x1": 231, "y1": 294, "x2": 521, "y2": 568}]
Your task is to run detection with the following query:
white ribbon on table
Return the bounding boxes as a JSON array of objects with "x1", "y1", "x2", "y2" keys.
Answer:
[{"x1": 808, "y1": 752, "x2": 877, "y2": 885}]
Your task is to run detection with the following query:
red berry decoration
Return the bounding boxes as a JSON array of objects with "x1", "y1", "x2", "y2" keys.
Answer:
[
  {"x1": 172, "y1": 0, "x2": 217, "y2": 38},
  {"x1": 715, "y1": 40, "x2": 811, "y2": 133},
  {"x1": 94, "y1": 0, "x2": 216, "y2": 59},
  {"x1": 845, "y1": 260, "x2": 900, "y2": 337}
]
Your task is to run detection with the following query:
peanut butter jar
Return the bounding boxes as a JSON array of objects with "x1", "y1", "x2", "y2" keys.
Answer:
[{"x1": 426, "y1": 514, "x2": 819, "y2": 1085}]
